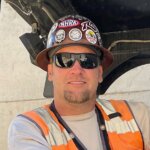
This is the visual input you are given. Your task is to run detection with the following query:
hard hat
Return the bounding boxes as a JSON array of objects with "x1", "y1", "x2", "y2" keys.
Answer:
[{"x1": 36, "y1": 15, "x2": 113, "y2": 71}]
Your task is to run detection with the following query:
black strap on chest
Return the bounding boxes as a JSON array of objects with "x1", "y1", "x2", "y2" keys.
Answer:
[
  {"x1": 50, "y1": 101, "x2": 87, "y2": 150},
  {"x1": 50, "y1": 101, "x2": 111, "y2": 150},
  {"x1": 95, "y1": 105, "x2": 111, "y2": 150}
]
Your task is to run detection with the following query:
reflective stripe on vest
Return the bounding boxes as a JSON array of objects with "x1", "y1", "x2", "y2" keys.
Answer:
[
  {"x1": 22, "y1": 99, "x2": 143, "y2": 150},
  {"x1": 22, "y1": 106, "x2": 78, "y2": 150},
  {"x1": 96, "y1": 99, "x2": 144, "y2": 150}
]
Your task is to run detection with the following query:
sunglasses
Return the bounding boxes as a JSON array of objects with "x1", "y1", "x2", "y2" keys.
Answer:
[{"x1": 51, "y1": 52, "x2": 102, "y2": 69}]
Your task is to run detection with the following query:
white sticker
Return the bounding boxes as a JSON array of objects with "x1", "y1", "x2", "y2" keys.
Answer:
[
  {"x1": 58, "y1": 19, "x2": 80, "y2": 28},
  {"x1": 55, "y1": 29, "x2": 65, "y2": 43},
  {"x1": 69, "y1": 28, "x2": 82, "y2": 41},
  {"x1": 85, "y1": 29, "x2": 97, "y2": 44}
]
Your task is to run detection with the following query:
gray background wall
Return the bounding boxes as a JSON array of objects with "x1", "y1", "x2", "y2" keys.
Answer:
[
  {"x1": 0, "y1": 1, "x2": 50, "y2": 149},
  {"x1": 0, "y1": 1, "x2": 150, "y2": 149}
]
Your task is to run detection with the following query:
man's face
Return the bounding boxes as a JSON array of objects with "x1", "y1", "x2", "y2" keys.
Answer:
[{"x1": 48, "y1": 45, "x2": 103, "y2": 104}]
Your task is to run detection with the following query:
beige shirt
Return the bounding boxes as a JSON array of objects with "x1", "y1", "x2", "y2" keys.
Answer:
[
  {"x1": 8, "y1": 101, "x2": 150, "y2": 150},
  {"x1": 62, "y1": 109, "x2": 103, "y2": 150}
]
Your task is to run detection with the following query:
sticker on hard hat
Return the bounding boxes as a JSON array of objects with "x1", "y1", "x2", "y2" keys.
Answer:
[
  {"x1": 55, "y1": 29, "x2": 65, "y2": 43},
  {"x1": 69, "y1": 28, "x2": 82, "y2": 41},
  {"x1": 58, "y1": 19, "x2": 80, "y2": 28},
  {"x1": 81, "y1": 21, "x2": 98, "y2": 32},
  {"x1": 85, "y1": 29, "x2": 97, "y2": 44}
]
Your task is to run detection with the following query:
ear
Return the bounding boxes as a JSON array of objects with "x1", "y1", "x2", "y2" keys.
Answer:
[
  {"x1": 48, "y1": 64, "x2": 53, "y2": 81},
  {"x1": 98, "y1": 65, "x2": 103, "y2": 83}
]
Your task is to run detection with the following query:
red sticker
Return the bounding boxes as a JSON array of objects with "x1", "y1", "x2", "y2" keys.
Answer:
[{"x1": 58, "y1": 19, "x2": 80, "y2": 28}]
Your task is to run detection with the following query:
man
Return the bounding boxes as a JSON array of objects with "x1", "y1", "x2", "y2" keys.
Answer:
[{"x1": 8, "y1": 15, "x2": 150, "y2": 150}]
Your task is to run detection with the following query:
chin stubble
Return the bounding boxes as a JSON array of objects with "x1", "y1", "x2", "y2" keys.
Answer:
[{"x1": 64, "y1": 90, "x2": 94, "y2": 104}]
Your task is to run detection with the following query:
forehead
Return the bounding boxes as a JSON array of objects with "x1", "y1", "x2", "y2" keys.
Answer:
[{"x1": 55, "y1": 45, "x2": 96, "y2": 54}]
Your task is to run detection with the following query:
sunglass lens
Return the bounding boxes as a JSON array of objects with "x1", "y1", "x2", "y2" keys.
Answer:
[
  {"x1": 55, "y1": 53, "x2": 74, "y2": 68},
  {"x1": 80, "y1": 54, "x2": 98, "y2": 69}
]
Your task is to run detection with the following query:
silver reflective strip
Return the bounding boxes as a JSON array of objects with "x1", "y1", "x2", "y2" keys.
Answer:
[
  {"x1": 96, "y1": 99, "x2": 139, "y2": 134},
  {"x1": 97, "y1": 98, "x2": 117, "y2": 116},
  {"x1": 105, "y1": 118, "x2": 139, "y2": 134},
  {"x1": 34, "y1": 107, "x2": 72, "y2": 146}
]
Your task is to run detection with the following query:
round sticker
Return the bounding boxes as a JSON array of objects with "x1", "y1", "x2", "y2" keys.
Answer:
[
  {"x1": 55, "y1": 29, "x2": 65, "y2": 43},
  {"x1": 69, "y1": 28, "x2": 82, "y2": 41},
  {"x1": 85, "y1": 29, "x2": 97, "y2": 44}
]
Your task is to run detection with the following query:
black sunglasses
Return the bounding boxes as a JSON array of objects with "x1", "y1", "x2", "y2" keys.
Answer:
[{"x1": 51, "y1": 52, "x2": 102, "y2": 69}]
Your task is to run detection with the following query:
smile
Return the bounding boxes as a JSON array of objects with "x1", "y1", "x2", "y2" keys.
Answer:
[{"x1": 67, "y1": 81, "x2": 86, "y2": 84}]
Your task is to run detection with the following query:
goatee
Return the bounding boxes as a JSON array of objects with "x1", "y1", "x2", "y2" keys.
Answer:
[{"x1": 64, "y1": 90, "x2": 93, "y2": 104}]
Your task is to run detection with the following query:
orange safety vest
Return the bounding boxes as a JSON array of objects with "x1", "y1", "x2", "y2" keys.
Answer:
[{"x1": 21, "y1": 99, "x2": 144, "y2": 150}]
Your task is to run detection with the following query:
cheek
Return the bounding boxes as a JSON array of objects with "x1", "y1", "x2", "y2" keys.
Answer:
[
  {"x1": 48, "y1": 64, "x2": 63, "y2": 81},
  {"x1": 87, "y1": 70, "x2": 99, "y2": 85},
  {"x1": 88, "y1": 68, "x2": 103, "y2": 85},
  {"x1": 51, "y1": 69, "x2": 66, "y2": 85}
]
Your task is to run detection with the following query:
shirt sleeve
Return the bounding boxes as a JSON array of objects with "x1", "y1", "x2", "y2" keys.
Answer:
[
  {"x1": 128, "y1": 102, "x2": 150, "y2": 150},
  {"x1": 8, "y1": 116, "x2": 51, "y2": 150}
]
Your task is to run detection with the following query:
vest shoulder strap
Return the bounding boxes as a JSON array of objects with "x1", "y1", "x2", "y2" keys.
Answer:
[
  {"x1": 96, "y1": 99, "x2": 134, "y2": 120},
  {"x1": 20, "y1": 105, "x2": 77, "y2": 149},
  {"x1": 96, "y1": 99, "x2": 144, "y2": 150}
]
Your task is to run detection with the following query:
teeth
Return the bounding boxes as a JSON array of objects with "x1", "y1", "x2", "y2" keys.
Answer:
[{"x1": 68, "y1": 81, "x2": 85, "y2": 84}]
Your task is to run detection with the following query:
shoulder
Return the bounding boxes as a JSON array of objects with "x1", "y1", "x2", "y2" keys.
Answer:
[
  {"x1": 8, "y1": 114, "x2": 50, "y2": 150},
  {"x1": 8, "y1": 115, "x2": 41, "y2": 134},
  {"x1": 97, "y1": 99, "x2": 150, "y2": 148},
  {"x1": 127, "y1": 101, "x2": 150, "y2": 124},
  {"x1": 126, "y1": 101, "x2": 150, "y2": 149}
]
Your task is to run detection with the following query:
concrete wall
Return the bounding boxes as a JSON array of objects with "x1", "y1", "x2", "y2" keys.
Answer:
[
  {"x1": 0, "y1": 1, "x2": 50, "y2": 149},
  {"x1": 100, "y1": 64, "x2": 150, "y2": 106},
  {"x1": 0, "y1": 1, "x2": 150, "y2": 149}
]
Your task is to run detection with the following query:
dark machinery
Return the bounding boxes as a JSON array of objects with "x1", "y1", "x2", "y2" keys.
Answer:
[{"x1": 4, "y1": 0, "x2": 150, "y2": 97}]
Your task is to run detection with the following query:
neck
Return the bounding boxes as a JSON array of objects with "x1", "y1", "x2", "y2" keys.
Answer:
[{"x1": 53, "y1": 98, "x2": 96, "y2": 116}]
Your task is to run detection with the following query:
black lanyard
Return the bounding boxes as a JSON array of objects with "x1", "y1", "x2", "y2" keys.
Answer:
[
  {"x1": 95, "y1": 105, "x2": 111, "y2": 150},
  {"x1": 50, "y1": 101, "x2": 111, "y2": 150}
]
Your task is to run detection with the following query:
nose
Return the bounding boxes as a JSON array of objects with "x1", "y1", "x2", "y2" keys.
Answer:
[{"x1": 69, "y1": 60, "x2": 84, "y2": 74}]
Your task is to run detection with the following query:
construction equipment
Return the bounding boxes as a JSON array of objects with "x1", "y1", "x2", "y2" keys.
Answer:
[{"x1": 5, "y1": 0, "x2": 150, "y2": 97}]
